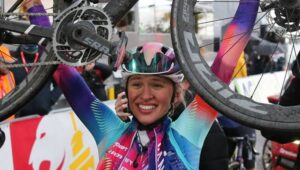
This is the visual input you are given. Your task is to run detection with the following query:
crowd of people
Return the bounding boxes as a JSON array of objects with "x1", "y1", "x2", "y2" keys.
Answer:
[{"x1": 1, "y1": 0, "x2": 300, "y2": 169}]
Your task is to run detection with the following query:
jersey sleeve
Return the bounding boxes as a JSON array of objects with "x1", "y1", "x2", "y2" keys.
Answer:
[
  {"x1": 53, "y1": 64, "x2": 125, "y2": 144},
  {"x1": 171, "y1": 95, "x2": 217, "y2": 148}
]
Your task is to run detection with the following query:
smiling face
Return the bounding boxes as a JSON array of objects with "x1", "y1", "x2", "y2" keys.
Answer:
[{"x1": 127, "y1": 75, "x2": 175, "y2": 125}]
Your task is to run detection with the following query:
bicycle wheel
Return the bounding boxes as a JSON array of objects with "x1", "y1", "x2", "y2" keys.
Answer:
[
  {"x1": 262, "y1": 139, "x2": 273, "y2": 170},
  {"x1": 0, "y1": 1, "x2": 58, "y2": 121},
  {"x1": 171, "y1": 0, "x2": 300, "y2": 132}
]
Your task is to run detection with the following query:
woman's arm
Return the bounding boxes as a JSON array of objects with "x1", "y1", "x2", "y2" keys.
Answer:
[
  {"x1": 53, "y1": 64, "x2": 124, "y2": 144},
  {"x1": 172, "y1": 95, "x2": 217, "y2": 147},
  {"x1": 25, "y1": 0, "x2": 125, "y2": 144}
]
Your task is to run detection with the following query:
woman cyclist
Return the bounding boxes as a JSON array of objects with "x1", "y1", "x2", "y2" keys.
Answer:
[
  {"x1": 54, "y1": 42, "x2": 217, "y2": 169},
  {"x1": 115, "y1": 73, "x2": 229, "y2": 170}
]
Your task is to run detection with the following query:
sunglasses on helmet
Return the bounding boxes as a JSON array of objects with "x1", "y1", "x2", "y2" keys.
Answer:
[{"x1": 122, "y1": 52, "x2": 176, "y2": 74}]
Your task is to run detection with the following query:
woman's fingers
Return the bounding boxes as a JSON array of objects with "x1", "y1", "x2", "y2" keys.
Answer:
[
  {"x1": 116, "y1": 102, "x2": 128, "y2": 113},
  {"x1": 115, "y1": 92, "x2": 129, "y2": 118},
  {"x1": 115, "y1": 92, "x2": 130, "y2": 121}
]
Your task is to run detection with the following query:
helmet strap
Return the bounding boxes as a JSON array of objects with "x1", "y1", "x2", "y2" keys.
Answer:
[
  {"x1": 170, "y1": 82, "x2": 176, "y2": 104},
  {"x1": 125, "y1": 79, "x2": 132, "y2": 114}
]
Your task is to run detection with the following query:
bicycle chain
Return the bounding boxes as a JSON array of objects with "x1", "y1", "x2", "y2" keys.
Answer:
[
  {"x1": 0, "y1": 12, "x2": 57, "y2": 17},
  {"x1": 0, "y1": 60, "x2": 62, "y2": 69}
]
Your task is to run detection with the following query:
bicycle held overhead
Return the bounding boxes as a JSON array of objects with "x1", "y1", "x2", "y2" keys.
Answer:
[{"x1": 0, "y1": 0, "x2": 300, "y2": 133}]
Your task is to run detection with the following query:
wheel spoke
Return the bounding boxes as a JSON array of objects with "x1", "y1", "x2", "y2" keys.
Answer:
[{"x1": 171, "y1": 0, "x2": 300, "y2": 131}]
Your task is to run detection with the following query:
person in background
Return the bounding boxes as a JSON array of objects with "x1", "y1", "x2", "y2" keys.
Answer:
[
  {"x1": 247, "y1": 31, "x2": 286, "y2": 75},
  {"x1": 261, "y1": 51, "x2": 300, "y2": 170},
  {"x1": 0, "y1": 45, "x2": 16, "y2": 120},
  {"x1": 11, "y1": 0, "x2": 61, "y2": 117},
  {"x1": 0, "y1": 45, "x2": 15, "y2": 99}
]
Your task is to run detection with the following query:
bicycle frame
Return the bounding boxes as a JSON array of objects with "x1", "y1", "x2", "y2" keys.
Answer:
[
  {"x1": 0, "y1": 0, "x2": 139, "y2": 120},
  {"x1": 0, "y1": 0, "x2": 138, "y2": 54}
]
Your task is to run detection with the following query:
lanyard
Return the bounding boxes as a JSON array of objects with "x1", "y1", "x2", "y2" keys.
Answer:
[{"x1": 20, "y1": 51, "x2": 39, "y2": 74}]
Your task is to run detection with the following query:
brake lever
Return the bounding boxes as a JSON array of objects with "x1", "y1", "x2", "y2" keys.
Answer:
[{"x1": 112, "y1": 31, "x2": 128, "y2": 71}]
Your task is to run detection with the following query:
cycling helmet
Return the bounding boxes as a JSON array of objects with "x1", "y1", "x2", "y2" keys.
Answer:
[
  {"x1": 0, "y1": 45, "x2": 16, "y2": 63},
  {"x1": 121, "y1": 42, "x2": 184, "y2": 84}
]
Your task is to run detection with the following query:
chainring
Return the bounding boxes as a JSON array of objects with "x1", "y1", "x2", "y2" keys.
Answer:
[{"x1": 53, "y1": 6, "x2": 113, "y2": 66}]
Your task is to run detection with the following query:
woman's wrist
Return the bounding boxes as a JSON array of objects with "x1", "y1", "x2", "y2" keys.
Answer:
[{"x1": 27, "y1": 4, "x2": 51, "y2": 27}]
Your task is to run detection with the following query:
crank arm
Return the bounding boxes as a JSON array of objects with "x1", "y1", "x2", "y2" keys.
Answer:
[{"x1": 69, "y1": 23, "x2": 113, "y2": 55}]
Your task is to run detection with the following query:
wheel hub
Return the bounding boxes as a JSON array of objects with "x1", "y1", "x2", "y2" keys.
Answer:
[{"x1": 261, "y1": 0, "x2": 300, "y2": 38}]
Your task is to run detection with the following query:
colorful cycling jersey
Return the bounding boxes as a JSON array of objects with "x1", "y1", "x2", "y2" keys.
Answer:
[{"x1": 53, "y1": 64, "x2": 217, "y2": 169}]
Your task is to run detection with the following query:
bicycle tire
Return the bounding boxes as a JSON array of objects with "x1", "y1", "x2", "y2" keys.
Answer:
[
  {"x1": 0, "y1": 0, "x2": 78, "y2": 120},
  {"x1": 0, "y1": 45, "x2": 57, "y2": 121},
  {"x1": 262, "y1": 139, "x2": 273, "y2": 170},
  {"x1": 171, "y1": 0, "x2": 300, "y2": 132},
  {"x1": 0, "y1": 0, "x2": 59, "y2": 120}
]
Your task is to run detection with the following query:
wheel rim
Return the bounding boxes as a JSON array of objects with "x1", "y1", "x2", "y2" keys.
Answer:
[
  {"x1": 171, "y1": 0, "x2": 300, "y2": 131},
  {"x1": 0, "y1": 1, "x2": 59, "y2": 120},
  {"x1": 262, "y1": 140, "x2": 273, "y2": 170}
]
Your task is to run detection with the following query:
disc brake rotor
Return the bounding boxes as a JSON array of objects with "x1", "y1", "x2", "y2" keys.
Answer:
[{"x1": 261, "y1": 0, "x2": 300, "y2": 39}]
